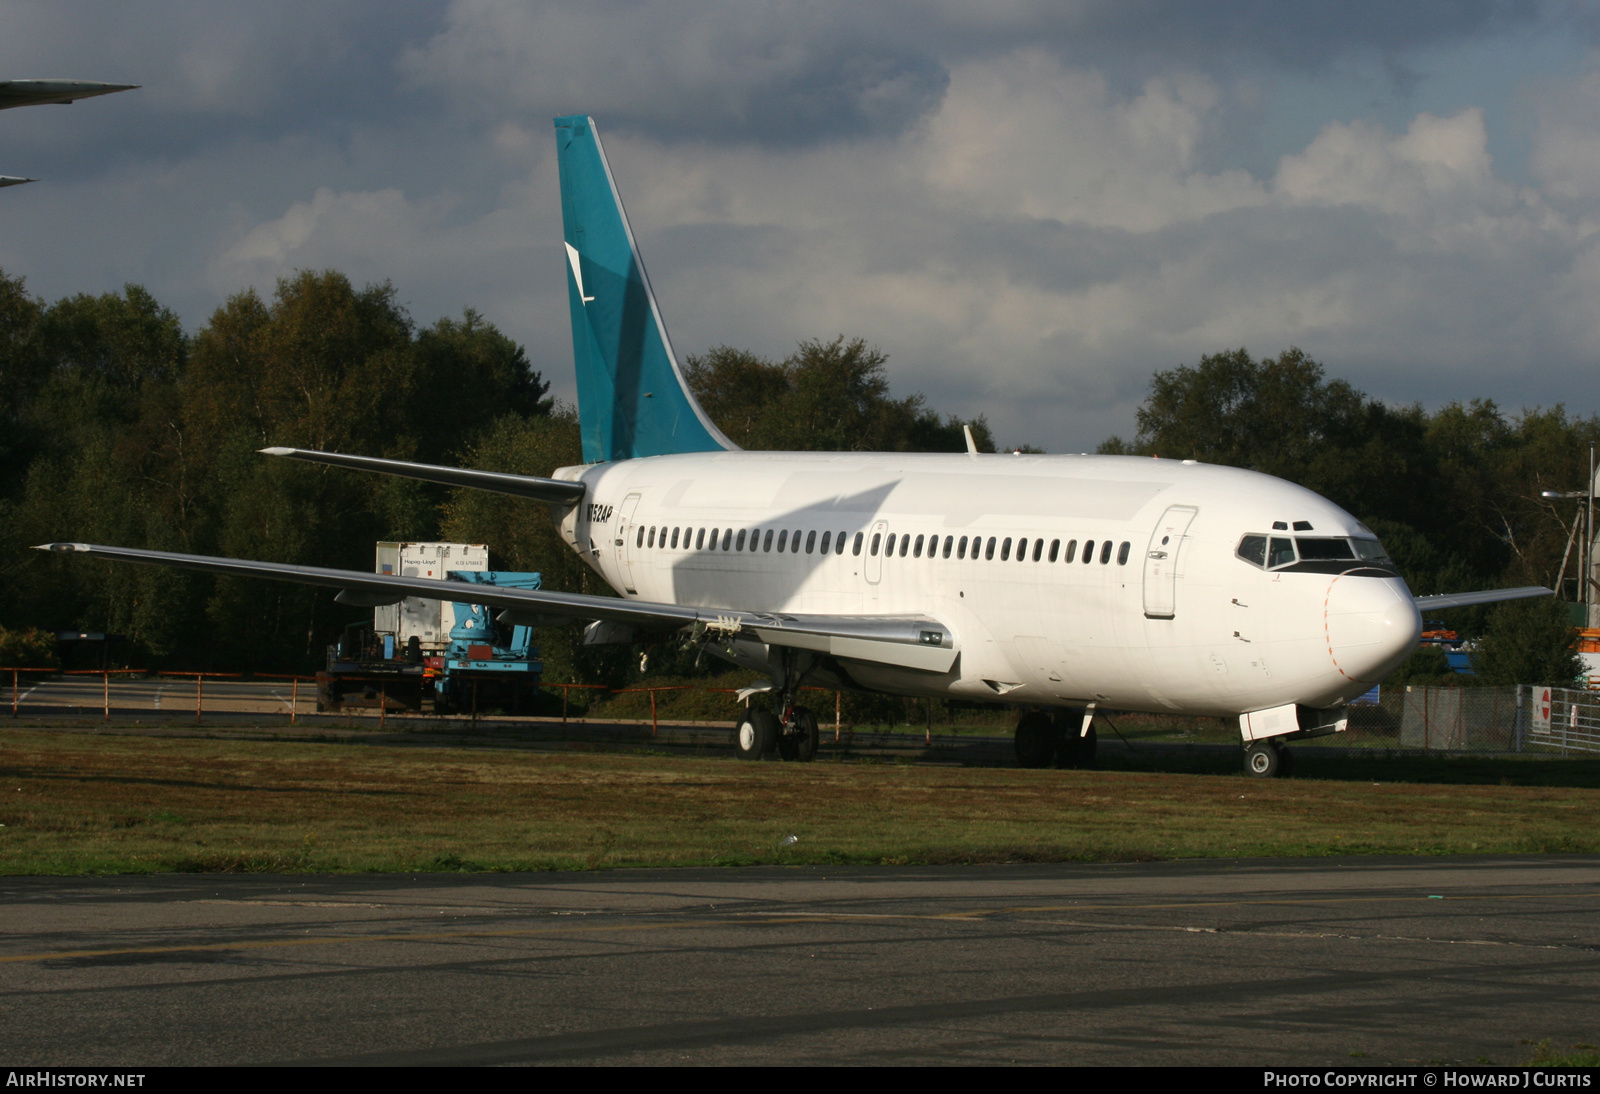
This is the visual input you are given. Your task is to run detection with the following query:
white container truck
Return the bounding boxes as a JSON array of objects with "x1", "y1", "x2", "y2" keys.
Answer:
[{"x1": 372, "y1": 542, "x2": 490, "y2": 655}]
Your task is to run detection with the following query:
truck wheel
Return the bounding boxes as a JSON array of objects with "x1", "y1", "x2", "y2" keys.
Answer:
[
  {"x1": 1014, "y1": 711, "x2": 1057, "y2": 769},
  {"x1": 736, "y1": 709, "x2": 777, "y2": 761},
  {"x1": 1244, "y1": 741, "x2": 1282, "y2": 777}
]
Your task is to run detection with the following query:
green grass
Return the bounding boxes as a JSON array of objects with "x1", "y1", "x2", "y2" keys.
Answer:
[
  {"x1": 1526, "y1": 1040, "x2": 1600, "y2": 1066},
  {"x1": 3, "y1": 729, "x2": 1599, "y2": 874}
]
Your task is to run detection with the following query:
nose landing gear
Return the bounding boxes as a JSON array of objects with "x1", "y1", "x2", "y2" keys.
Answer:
[{"x1": 1243, "y1": 740, "x2": 1294, "y2": 778}]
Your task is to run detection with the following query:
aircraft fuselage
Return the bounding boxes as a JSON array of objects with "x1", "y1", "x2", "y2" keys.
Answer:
[{"x1": 553, "y1": 450, "x2": 1422, "y2": 719}]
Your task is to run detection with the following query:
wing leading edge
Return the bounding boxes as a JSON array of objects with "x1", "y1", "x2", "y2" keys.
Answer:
[
  {"x1": 35, "y1": 542, "x2": 957, "y2": 674},
  {"x1": 1412, "y1": 586, "x2": 1554, "y2": 612}
]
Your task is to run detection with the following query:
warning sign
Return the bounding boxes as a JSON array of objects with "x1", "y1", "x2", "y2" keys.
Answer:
[{"x1": 1533, "y1": 686, "x2": 1552, "y2": 734}]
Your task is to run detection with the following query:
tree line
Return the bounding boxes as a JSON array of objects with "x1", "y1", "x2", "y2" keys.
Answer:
[{"x1": 1, "y1": 269, "x2": 1592, "y2": 684}]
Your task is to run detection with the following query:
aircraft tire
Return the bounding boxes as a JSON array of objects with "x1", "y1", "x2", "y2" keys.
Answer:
[
  {"x1": 1058, "y1": 724, "x2": 1098, "y2": 769},
  {"x1": 792, "y1": 707, "x2": 820, "y2": 763},
  {"x1": 777, "y1": 727, "x2": 799, "y2": 761},
  {"x1": 1015, "y1": 711, "x2": 1056, "y2": 769},
  {"x1": 1244, "y1": 741, "x2": 1281, "y2": 777},
  {"x1": 736, "y1": 709, "x2": 778, "y2": 761}
]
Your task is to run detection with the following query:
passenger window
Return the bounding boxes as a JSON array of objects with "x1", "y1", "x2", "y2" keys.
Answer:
[
  {"x1": 1082, "y1": 539, "x2": 1094, "y2": 563},
  {"x1": 1100, "y1": 540, "x2": 1112, "y2": 564},
  {"x1": 1032, "y1": 539, "x2": 1043, "y2": 562},
  {"x1": 791, "y1": 529, "x2": 802, "y2": 553},
  {"x1": 885, "y1": 533, "x2": 896, "y2": 556},
  {"x1": 670, "y1": 527, "x2": 679, "y2": 549},
  {"x1": 695, "y1": 528, "x2": 705, "y2": 550},
  {"x1": 806, "y1": 530, "x2": 817, "y2": 554},
  {"x1": 957, "y1": 536, "x2": 968, "y2": 559},
  {"x1": 837, "y1": 531, "x2": 848, "y2": 555},
  {"x1": 763, "y1": 530, "x2": 774, "y2": 552},
  {"x1": 721, "y1": 529, "x2": 732, "y2": 551},
  {"x1": 985, "y1": 536, "x2": 997, "y2": 560},
  {"x1": 636, "y1": 526, "x2": 645, "y2": 548},
  {"x1": 870, "y1": 533, "x2": 881, "y2": 556},
  {"x1": 648, "y1": 526, "x2": 657, "y2": 548},
  {"x1": 1065, "y1": 539, "x2": 1076, "y2": 563},
  {"x1": 899, "y1": 535, "x2": 910, "y2": 557},
  {"x1": 913, "y1": 534, "x2": 924, "y2": 558},
  {"x1": 1236, "y1": 535, "x2": 1266, "y2": 567},
  {"x1": 736, "y1": 529, "x2": 747, "y2": 551},
  {"x1": 1117, "y1": 541, "x2": 1130, "y2": 565},
  {"x1": 1268, "y1": 537, "x2": 1295, "y2": 568},
  {"x1": 777, "y1": 529, "x2": 788, "y2": 552},
  {"x1": 943, "y1": 535, "x2": 953, "y2": 559},
  {"x1": 1048, "y1": 539, "x2": 1059, "y2": 563}
]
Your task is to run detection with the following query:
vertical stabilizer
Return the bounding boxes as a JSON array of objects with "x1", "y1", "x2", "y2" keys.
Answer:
[{"x1": 554, "y1": 115, "x2": 737, "y2": 463}]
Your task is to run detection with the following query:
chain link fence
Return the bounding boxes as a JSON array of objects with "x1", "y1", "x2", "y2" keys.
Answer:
[{"x1": 1345, "y1": 684, "x2": 1600, "y2": 755}]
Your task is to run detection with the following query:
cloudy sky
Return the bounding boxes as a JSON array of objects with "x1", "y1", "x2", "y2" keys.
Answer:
[{"x1": 3, "y1": 1, "x2": 1599, "y2": 451}]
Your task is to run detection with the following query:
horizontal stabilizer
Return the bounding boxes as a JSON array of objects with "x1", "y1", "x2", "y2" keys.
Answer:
[
  {"x1": 1412, "y1": 586, "x2": 1553, "y2": 612},
  {"x1": 36, "y1": 542, "x2": 957, "y2": 674},
  {"x1": 0, "y1": 176, "x2": 36, "y2": 188},
  {"x1": 0, "y1": 80, "x2": 138, "y2": 110},
  {"x1": 259, "y1": 447, "x2": 586, "y2": 505}
]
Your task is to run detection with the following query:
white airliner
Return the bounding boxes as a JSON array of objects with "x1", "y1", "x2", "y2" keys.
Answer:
[{"x1": 39, "y1": 115, "x2": 1548, "y2": 776}]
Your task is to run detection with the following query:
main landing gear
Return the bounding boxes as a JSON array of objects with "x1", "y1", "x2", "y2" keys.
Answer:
[
  {"x1": 1243, "y1": 740, "x2": 1294, "y2": 778},
  {"x1": 734, "y1": 704, "x2": 819, "y2": 762},
  {"x1": 732, "y1": 649, "x2": 819, "y2": 761},
  {"x1": 1014, "y1": 709, "x2": 1098, "y2": 769}
]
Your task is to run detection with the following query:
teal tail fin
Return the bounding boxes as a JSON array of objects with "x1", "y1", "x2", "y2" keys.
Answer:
[{"x1": 554, "y1": 115, "x2": 736, "y2": 463}]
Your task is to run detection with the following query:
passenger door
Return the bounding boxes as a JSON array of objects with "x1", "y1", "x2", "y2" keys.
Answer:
[
  {"x1": 1143, "y1": 506, "x2": 1198, "y2": 619},
  {"x1": 616, "y1": 493, "x2": 642, "y2": 594}
]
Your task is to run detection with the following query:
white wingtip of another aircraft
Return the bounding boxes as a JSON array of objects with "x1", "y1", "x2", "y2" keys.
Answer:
[
  {"x1": 35, "y1": 542, "x2": 91, "y2": 552},
  {"x1": 258, "y1": 447, "x2": 296, "y2": 456}
]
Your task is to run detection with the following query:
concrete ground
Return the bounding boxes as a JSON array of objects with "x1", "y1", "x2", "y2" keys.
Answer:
[{"x1": 3, "y1": 856, "x2": 1596, "y2": 1066}]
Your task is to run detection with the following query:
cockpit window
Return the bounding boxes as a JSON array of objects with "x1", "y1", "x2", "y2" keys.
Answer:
[
  {"x1": 1295, "y1": 537, "x2": 1355, "y2": 560},
  {"x1": 1236, "y1": 532, "x2": 1396, "y2": 571},
  {"x1": 1352, "y1": 538, "x2": 1394, "y2": 565}
]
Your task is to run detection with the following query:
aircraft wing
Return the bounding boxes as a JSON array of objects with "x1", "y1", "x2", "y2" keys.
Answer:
[
  {"x1": 1412, "y1": 586, "x2": 1553, "y2": 612},
  {"x1": 0, "y1": 80, "x2": 138, "y2": 109},
  {"x1": 35, "y1": 543, "x2": 957, "y2": 674},
  {"x1": 259, "y1": 447, "x2": 586, "y2": 505}
]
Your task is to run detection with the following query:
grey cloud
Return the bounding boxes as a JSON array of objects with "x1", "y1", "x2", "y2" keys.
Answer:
[{"x1": 402, "y1": 2, "x2": 950, "y2": 147}]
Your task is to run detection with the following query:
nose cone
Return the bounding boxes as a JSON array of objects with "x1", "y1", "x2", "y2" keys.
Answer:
[{"x1": 1324, "y1": 576, "x2": 1422, "y2": 684}]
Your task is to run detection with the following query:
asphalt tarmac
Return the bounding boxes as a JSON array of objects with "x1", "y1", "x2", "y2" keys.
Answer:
[{"x1": 3, "y1": 856, "x2": 1597, "y2": 1066}]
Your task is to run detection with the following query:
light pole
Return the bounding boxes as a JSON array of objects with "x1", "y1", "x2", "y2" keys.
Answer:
[{"x1": 1542, "y1": 442, "x2": 1600, "y2": 626}]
